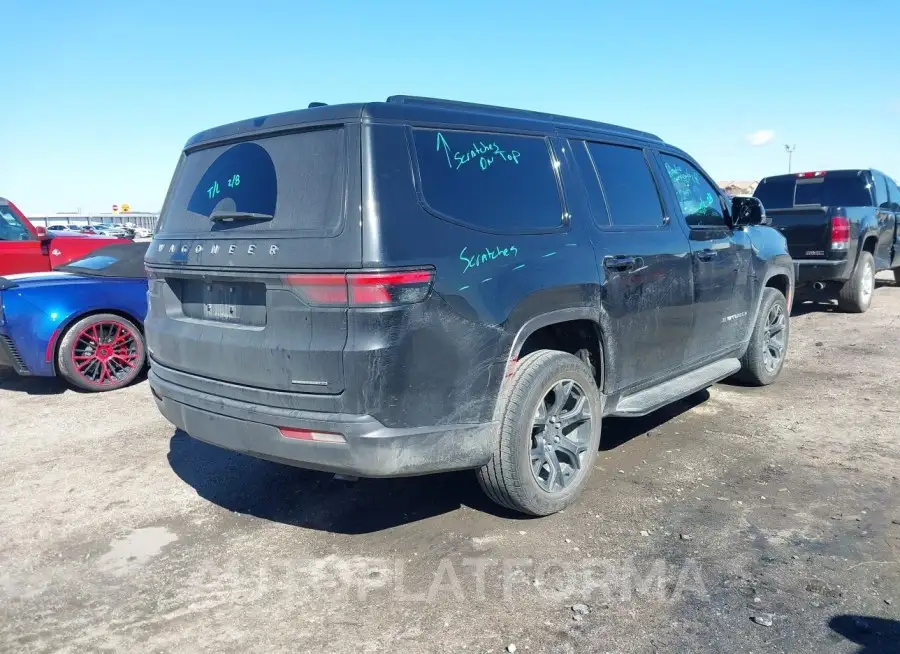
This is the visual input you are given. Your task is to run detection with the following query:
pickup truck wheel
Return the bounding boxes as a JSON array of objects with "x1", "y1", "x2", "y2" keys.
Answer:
[
  {"x1": 837, "y1": 251, "x2": 875, "y2": 313},
  {"x1": 736, "y1": 287, "x2": 789, "y2": 386},
  {"x1": 477, "y1": 350, "x2": 602, "y2": 516},
  {"x1": 57, "y1": 314, "x2": 146, "y2": 392}
]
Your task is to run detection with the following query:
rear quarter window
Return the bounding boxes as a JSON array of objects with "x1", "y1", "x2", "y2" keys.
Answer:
[{"x1": 410, "y1": 128, "x2": 564, "y2": 233}]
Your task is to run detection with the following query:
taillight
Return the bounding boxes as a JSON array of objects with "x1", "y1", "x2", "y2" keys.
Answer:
[
  {"x1": 830, "y1": 213, "x2": 850, "y2": 250},
  {"x1": 284, "y1": 274, "x2": 349, "y2": 305},
  {"x1": 283, "y1": 269, "x2": 434, "y2": 307},
  {"x1": 797, "y1": 171, "x2": 827, "y2": 178}
]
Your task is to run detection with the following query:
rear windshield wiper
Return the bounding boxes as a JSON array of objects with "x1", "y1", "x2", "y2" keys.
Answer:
[{"x1": 210, "y1": 211, "x2": 274, "y2": 222}]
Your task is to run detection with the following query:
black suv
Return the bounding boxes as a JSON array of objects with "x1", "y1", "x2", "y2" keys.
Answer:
[
  {"x1": 146, "y1": 96, "x2": 793, "y2": 515},
  {"x1": 754, "y1": 169, "x2": 900, "y2": 312}
]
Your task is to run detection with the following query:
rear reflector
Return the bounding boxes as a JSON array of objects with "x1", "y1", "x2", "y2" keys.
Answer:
[
  {"x1": 283, "y1": 269, "x2": 434, "y2": 307},
  {"x1": 830, "y1": 213, "x2": 850, "y2": 250},
  {"x1": 278, "y1": 427, "x2": 346, "y2": 444}
]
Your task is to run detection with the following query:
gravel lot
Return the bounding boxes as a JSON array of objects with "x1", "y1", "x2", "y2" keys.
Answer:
[{"x1": 2, "y1": 274, "x2": 899, "y2": 653}]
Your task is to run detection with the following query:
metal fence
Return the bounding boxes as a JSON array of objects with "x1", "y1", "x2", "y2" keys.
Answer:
[{"x1": 29, "y1": 213, "x2": 159, "y2": 230}]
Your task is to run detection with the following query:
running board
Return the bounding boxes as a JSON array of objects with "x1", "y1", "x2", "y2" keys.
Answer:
[{"x1": 610, "y1": 358, "x2": 741, "y2": 417}]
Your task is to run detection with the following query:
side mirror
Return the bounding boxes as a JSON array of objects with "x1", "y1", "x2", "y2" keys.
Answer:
[
  {"x1": 731, "y1": 196, "x2": 769, "y2": 227},
  {"x1": 35, "y1": 225, "x2": 48, "y2": 238}
]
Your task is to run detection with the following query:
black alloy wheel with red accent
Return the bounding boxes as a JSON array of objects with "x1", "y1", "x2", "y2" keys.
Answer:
[{"x1": 56, "y1": 313, "x2": 146, "y2": 391}]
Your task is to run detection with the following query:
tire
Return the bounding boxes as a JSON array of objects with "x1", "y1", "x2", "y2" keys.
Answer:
[
  {"x1": 56, "y1": 313, "x2": 146, "y2": 392},
  {"x1": 837, "y1": 251, "x2": 875, "y2": 313},
  {"x1": 735, "y1": 287, "x2": 789, "y2": 386},
  {"x1": 477, "y1": 350, "x2": 602, "y2": 516}
]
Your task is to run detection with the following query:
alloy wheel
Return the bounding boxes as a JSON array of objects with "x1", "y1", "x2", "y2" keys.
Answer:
[
  {"x1": 71, "y1": 321, "x2": 141, "y2": 386},
  {"x1": 762, "y1": 303, "x2": 787, "y2": 373},
  {"x1": 530, "y1": 379, "x2": 593, "y2": 493}
]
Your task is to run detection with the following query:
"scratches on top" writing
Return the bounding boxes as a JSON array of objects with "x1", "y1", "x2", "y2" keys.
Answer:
[{"x1": 437, "y1": 133, "x2": 521, "y2": 172}]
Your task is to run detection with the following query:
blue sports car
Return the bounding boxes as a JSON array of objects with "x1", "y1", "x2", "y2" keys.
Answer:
[{"x1": 0, "y1": 243, "x2": 148, "y2": 391}]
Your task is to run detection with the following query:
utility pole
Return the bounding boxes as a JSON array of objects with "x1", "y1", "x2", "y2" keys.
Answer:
[{"x1": 784, "y1": 144, "x2": 796, "y2": 173}]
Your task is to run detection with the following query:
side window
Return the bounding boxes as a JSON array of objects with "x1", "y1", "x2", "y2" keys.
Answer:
[
  {"x1": 659, "y1": 154, "x2": 726, "y2": 227},
  {"x1": 886, "y1": 177, "x2": 900, "y2": 211},
  {"x1": 411, "y1": 129, "x2": 563, "y2": 232},
  {"x1": 585, "y1": 142, "x2": 665, "y2": 228},
  {"x1": 873, "y1": 172, "x2": 891, "y2": 209},
  {"x1": 0, "y1": 205, "x2": 34, "y2": 242}
]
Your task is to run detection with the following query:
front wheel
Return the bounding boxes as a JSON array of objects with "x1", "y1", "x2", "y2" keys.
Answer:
[
  {"x1": 735, "y1": 287, "x2": 789, "y2": 386},
  {"x1": 477, "y1": 350, "x2": 602, "y2": 516},
  {"x1": 838, "y1": 251, "x2": 875, "y2": 313},
  {"x1": 57, "y1": 314, "x2": 146, "y2": 392}
]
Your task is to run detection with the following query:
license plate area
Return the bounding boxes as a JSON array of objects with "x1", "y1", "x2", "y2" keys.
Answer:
[{"x1": 175, "y1": 279, "x2": 267, "y2": 326}]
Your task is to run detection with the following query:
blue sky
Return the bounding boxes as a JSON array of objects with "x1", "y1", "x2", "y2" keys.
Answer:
[{"x1": 3, "y1": 0, "x2": 899, "y2": 214}]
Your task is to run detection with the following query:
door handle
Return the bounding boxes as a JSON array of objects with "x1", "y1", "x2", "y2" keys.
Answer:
[
  {"x1": 697, "y1": 249, "x2": 718, "y2": 262},
  {"x1": 603, "y1": 255, "x2": 636, "y2": 272}
]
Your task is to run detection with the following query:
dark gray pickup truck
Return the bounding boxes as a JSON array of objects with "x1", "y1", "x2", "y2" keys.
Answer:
[{"x1": 753, "y1": 169, "x2": 900, "y2": 312}]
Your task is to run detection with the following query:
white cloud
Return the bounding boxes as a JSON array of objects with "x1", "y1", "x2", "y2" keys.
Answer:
[{"x1": 746, "y1": 129, "x2": 775, "y2": 146}]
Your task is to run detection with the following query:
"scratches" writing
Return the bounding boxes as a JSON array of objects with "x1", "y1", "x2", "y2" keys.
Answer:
[{"x1": 460, "y1": 245, "x2": 519, "y2": 273}]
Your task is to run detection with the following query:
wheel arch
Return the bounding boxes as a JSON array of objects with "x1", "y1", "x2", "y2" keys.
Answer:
[
  {"x1": 860, "y1": 232, "x2": 878, "y2": 257},
  {"x1": 743, "y1": 264, "x2": 794, "y2": 343},
  {"x1": 505, "y1": 308, "x2": 607, "y2": 392},
  {"x1": 48, "y1": 307, "x2": 145, "y2": 374},
  {"x1": 764, "y1": 271, "x2": 792, "y2": 309}
]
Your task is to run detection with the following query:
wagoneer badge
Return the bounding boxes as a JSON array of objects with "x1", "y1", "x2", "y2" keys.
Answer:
[{"x1": 156, "y1": 242, "x2": 280, "y2": 258}]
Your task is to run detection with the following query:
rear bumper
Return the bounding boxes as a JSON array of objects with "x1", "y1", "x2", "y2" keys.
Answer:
[
  {"x1": 149, "y1": 367, "x2": 497, "y2": 478},
  {"x1": 794, "y1": 259, "x2": 852, "y2": 284}
]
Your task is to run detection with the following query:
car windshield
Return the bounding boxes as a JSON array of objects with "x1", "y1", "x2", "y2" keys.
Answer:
[{"x1": 0, "y1": 203, "x2": 34, "y2": 242}]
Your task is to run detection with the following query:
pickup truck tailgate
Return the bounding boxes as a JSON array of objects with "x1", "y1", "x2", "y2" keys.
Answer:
[{"x1": 766, "y1": 207, "x2": 833, "y2": 258}]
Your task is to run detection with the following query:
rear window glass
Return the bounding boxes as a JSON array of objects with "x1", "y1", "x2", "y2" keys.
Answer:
[
  {"x1": 755, "y1": 175, "x2": 873, "y2": 209},
  {"x1": 411, "y1": 129, "x2": 563, "y2": 232},
  {"x1": 158, "y1": 128, "x2": 346, "y2": 235},
  {"x1": 57, "y1": 243, "x2": 148, "y2": 278},
  {"x1": 67, "y1": 255, "x2": 118, "y2": 270}
]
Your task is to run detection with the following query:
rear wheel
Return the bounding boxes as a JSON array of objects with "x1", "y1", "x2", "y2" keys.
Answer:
[
  {"x1": 735, "y1": 287, "x2": 789, "y2": 386},
  {"x1": 57, "y1": 314, "x2": 146, "y2": 392},
  {"x1": 477, "y1": 350, "x2": 602, "y2": 516},
  {"x1": 838, "y1": 251, "x2": 875, "y2": 313}
]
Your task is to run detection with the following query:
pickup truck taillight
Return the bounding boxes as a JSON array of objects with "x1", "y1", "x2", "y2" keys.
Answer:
[{"x1": 830, "y1": 212, "x2": 850, "y2": 251}]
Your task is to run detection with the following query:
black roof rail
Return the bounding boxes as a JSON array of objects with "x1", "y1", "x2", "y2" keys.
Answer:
[{"x1": 385, "y1": 95, "x2": 662, "y2": 142}]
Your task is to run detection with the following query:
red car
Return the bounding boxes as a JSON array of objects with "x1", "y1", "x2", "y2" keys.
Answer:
[{"x1": 0, "y1": 197, "x2": 129, "y2": 275}]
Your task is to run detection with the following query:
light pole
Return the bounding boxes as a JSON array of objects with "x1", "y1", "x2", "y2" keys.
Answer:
[{"x1": 784, "y1": 144, "x2": 796, "y2": 173}]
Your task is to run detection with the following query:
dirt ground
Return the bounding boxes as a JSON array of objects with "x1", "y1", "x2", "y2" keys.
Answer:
[{"x1": 1, "y1": 274, "x2": 898, "y2": 654}]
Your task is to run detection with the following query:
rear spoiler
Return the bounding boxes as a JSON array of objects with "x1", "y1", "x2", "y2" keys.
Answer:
[{"x1": 0, "y1": 277, "x2": 18, "y2": 291}]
